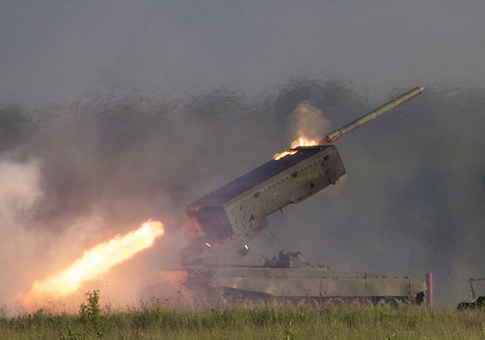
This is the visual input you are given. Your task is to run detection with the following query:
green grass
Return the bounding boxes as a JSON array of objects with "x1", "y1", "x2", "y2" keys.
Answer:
[{"x1": 2, "y1": 294, "x2": 485, "y2": 339}]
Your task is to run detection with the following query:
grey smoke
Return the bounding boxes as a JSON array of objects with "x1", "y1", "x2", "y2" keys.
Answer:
[{"x1": 1, "y1": 79, "x2": 484, "y2": 308}]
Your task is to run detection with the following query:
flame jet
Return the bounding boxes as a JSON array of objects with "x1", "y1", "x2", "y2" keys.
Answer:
[{"x1": 24, "y1": 220, "x2": 165, "y2": 303}]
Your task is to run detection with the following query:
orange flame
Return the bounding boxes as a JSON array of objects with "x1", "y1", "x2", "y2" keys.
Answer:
[
  {"x1": 24, "y1": 220, "x2": 164, "y2": 302},
  {"x1": 273, "y1": 150, "x2": 298, "y2": 160},
  {"x1": 273, "y1": 137, "x2": 322, "y2": 160},
  {"x1": 290, "y1": 137, "x2": 320, "y2": 149}
]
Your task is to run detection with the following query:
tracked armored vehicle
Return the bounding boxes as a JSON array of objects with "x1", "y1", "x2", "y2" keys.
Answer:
[{"x1": 181, "y1": 87, "x2": 427, "y2": 306}]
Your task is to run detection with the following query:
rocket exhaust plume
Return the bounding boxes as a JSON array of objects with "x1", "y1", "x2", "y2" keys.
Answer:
[
  {"x1": 23, "y1": 220, "x2": 164, "y2": 304},
  {"x1": 273, "y1": 100, "x2": 331, "y2": 160},
  {"x1": 273, "y1": 150, "x2": 298, "y2": 160},
  {"x1": 274, "y1": 87, "x2": 424, "y2": 160},
  {"x1": 289, "y1": 100, "x2": 332, "y2": 148}
]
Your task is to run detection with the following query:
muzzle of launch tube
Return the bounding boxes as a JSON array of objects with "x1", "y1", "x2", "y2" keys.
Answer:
[{"x1": 318, "y1": 87, "x2": 424, "y2": 145}]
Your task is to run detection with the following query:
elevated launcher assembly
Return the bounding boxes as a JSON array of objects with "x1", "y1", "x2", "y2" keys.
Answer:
[
  {"x1": 186, "y1": 87, "x2": 424, "y2": 261},
  {"x1": 182, "y1": 87, "x2": 426, "y2": 304}
]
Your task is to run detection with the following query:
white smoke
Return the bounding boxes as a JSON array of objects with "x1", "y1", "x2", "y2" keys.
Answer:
[
  {"x1": 288, "y1": 100, "x2": 332, "y2": 147},
  {"x1": 0, "y1": 158, "x2": 117, "y2": 313},
  {"x1": 0, "y1": 159, "x2": 43, "y2": 311}
]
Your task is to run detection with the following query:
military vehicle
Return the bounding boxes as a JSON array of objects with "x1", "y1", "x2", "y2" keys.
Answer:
[{"x1": 180, "y1": 87, "x2": 427, "y2": 307}]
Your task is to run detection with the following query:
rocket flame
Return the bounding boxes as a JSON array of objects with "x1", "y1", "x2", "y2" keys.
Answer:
[
  {"x1": 24, "y1": 220, "x2": 164, "y2": 302},
  {"x1": 273, "y1": 137, "x2": 322, "y2": 160},
  {"x1": 273, "y1": 150, "x2": 298, "y2": 160},
  {"x1": 290, "y1": 137, "x2": 321, "y2": 149},
  {"x1": 274, "y1": 100, "x2": 329, "y2": 160}
]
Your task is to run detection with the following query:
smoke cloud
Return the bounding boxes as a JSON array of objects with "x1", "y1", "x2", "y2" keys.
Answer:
[
  {"x1": 287, "y1": 100, "x2": 332, "y2": 148},
  {"x1": 1, "y1": 79, "x2": 484, "y2": 310},
  {"x1": 0, "y1": 159, "x2": 43, "y2": 308}
]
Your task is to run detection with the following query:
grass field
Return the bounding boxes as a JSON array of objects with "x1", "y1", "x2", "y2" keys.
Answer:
[{"x1": 1, "y1": 292, "x2": 483, "y2": 339}]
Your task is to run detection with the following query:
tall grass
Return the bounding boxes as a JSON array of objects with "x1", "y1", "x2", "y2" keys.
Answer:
[{"x1": 2, "y1": 293, "x2": 485, "y2": 339}]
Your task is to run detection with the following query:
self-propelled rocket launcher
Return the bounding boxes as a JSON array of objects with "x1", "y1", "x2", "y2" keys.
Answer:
[{"x1": 180, "y1": 87, "x2": 426, "y2": 306}]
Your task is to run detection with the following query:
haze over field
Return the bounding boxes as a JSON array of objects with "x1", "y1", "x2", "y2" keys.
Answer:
[{"x1": 1, "y1": 1, "x2": 485, "y2": 308}]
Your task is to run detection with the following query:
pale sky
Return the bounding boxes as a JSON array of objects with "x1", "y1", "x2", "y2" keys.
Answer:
[{"x1": 1, "y1": 0, "x2": 484, "y2": 104}]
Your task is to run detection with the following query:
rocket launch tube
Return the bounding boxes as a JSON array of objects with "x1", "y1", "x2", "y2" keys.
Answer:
[{"x1": 320, "y1": 86, "x2": 424, "y2": 144}]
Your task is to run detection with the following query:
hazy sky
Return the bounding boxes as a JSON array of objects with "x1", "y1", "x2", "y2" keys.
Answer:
[{"x1": 2, "y1": 0, "x2": 485, "y2": 104}]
